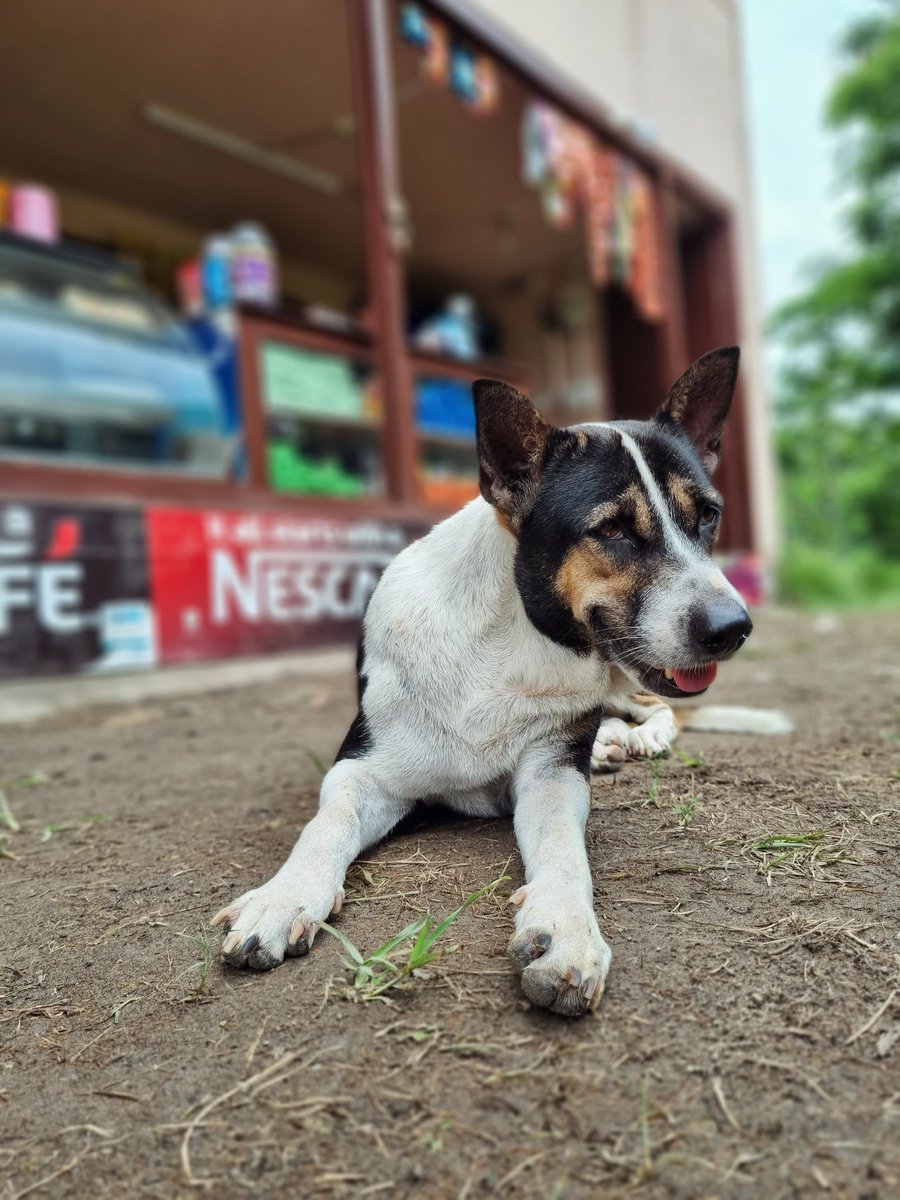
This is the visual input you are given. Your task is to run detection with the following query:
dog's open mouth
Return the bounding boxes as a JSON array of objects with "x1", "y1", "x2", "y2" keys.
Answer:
[{"x1": 638, "y1": 663, "x2": 718, "y2": 698}]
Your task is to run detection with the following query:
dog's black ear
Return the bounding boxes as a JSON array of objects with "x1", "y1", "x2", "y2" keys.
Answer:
[
  {"x1": 472, "y1": 379, "x2": 552, "y2": 527},
  {"x1": 656, "y1": 346, "x2": 739, "y2": 474}
]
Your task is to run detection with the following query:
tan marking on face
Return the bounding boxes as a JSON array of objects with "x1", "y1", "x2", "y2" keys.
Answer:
[
  {"x1": 622, "y1": 483, "x2": 653, "y2": 540},
  {"x1": 667, "y1": 475, "x2": 696, "y2": 523},
  {"x1": 586, "y1": 487, "x2": 652, "y2": 540},
  {"x1": 630, "y1": 693, "x2": 660, "y2": 706},
  {"x1": 555, "y1": 543, "x2": 637, "y2": 624}
]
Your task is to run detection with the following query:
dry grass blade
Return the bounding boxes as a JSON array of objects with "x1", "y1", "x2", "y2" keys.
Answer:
[
  {"x1": 711, "y1": 1076, "x2": 742, "y2": 1132},
  {"x1": 179, "y1": 1051, "x2": 300, "y2": 1186},
  {"x1": 743, "y1": 829, "x2": 854, "y2": 881},
  {"x1": 846, "y1": 989, "x2": 897, "y2": 1046}
]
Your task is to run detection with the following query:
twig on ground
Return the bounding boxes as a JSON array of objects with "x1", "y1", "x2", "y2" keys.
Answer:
[
  {"x1": 846, "y1": 989, "x2": 897, "y2": 1046},
  {"x1": 179, "y1": 1051, "x2": 300, "y2": 1186},
  {"x1": 711, "y1": 1076, "x2": 742, "y2": 1132}
]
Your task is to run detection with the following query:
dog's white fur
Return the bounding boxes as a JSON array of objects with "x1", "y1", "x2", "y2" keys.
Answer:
[{"x1": 216, "y1": 425, "x2": 747, "y2": 1014}]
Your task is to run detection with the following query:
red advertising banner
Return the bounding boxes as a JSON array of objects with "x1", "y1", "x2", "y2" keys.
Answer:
[{"x1": 146, "y1": 507, "x2": 423, "y2": 663}]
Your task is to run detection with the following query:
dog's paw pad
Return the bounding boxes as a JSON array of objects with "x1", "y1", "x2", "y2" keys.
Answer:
[
  {"x1": 508, "y1": 927, "x2": 552, "y2": 969},
  {"x1": 520, "y1": 960, "x2": 606, "y2": 1016},
  {"x1": 509, "y1": 911, "x2": 612, "y2": 1017},
  {"x1": 592, "y1": 713, "x2": 675, "y2": 769}
]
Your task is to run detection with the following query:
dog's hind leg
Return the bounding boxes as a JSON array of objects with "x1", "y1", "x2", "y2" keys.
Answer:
[
  {"x1": 213, "y1": 759, "x2": 412, "y2": 970},
  {"x1": 591, "y1": 693, "x2": 676, "y2": 769},
  {"x1": 508, "y1": 740, "x2": 612, "y2": 1016}
]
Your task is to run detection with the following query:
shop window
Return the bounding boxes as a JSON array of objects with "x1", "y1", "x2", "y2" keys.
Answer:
[
  {"x1": 392, "y1": 0, "x2": 669, "y2": 493},
  {"x1": 0, "y1": 0, "x2": 372, "y2": 490}
]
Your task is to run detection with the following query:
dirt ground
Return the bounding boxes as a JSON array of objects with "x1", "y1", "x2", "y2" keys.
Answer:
[{"x1": 1, "y1": 609, "x2": 899, "y2": 1200}]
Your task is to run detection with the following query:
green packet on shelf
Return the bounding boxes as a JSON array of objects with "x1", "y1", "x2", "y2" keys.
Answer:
[{"x1": 268, "y1": 442, "x2": 365, "y2": 497}]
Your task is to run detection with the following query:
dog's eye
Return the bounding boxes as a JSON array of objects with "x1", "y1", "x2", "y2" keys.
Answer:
[
  {"x1": 699, "y1": 505, "x2": 720, "y2": 527},
  {"x1": 595, "y1": 521, "x2": 624, "y2": 541}
]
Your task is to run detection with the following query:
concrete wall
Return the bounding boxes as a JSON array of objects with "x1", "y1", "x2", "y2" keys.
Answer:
[{"x1": 473, "y1": 0, "x2": 778, "y2": 560}]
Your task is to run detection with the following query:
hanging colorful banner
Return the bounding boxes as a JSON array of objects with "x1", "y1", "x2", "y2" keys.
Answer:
[
  {"x1": 399, "y1": 4, "x2": 500, "y2": 115},
  {"x1": 521, "y1": 101, "x2": 664, "y2": 322}
]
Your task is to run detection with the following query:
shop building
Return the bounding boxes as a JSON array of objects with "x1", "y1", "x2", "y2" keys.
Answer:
[{"x1": 0, "y1": 0, "x2": 772, "y2": 676}]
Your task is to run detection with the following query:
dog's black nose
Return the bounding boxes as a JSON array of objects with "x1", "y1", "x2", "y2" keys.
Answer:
[{"x1": 690, "y1": 605, "x2": 753, "y2": 658}]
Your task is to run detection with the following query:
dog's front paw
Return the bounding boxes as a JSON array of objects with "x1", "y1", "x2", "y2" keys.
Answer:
[
  {"x1": 212, "y1": 882, "x2": 344, "y2": 971},
  {"x1": 508, "y1": 890, "x2": 612, "y2": 1016}
]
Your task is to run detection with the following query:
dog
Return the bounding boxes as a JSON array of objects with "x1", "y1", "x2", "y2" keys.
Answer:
[{"x1": 213, "y1": 346, "x2": 752, "y2": 1016}]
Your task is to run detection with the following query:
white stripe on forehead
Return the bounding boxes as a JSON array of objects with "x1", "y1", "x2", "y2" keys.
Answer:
[{"x1": 615, "y1": 429, "x2": 696, "y2": 562}]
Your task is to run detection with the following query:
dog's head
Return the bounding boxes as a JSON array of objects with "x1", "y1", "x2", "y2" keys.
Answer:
[{"x1": 473, "y1": 347, "x2": 752, "y2": 697}]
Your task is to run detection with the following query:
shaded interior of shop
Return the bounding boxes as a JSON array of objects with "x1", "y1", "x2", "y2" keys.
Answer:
[{"x1": 0, "y1": 0, "x2": 749, "y2": 546}]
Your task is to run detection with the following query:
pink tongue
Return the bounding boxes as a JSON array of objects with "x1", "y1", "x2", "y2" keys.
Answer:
[{"x1": 672, "y1": 663, "x2": 718, "y2": 693}]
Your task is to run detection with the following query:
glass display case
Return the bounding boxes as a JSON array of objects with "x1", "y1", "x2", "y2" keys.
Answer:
[{"x1": 0, "y1": 233, "x2": 229, "y2": 475}]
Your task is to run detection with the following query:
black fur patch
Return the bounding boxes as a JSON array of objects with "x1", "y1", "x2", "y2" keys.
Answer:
[
  {"x1": 335, "y1": 636, "x2": 372, "y2": 762},
  {"x1": 555, "y1": 707, "x2": 605, "y2": 777}
]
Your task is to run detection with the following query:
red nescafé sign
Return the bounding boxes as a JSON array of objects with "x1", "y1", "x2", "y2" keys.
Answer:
[
  {"x1": 0, "y1": 499, "x2": 423, "y2": 677},
  {"x1": 147, "y1": 506, "x2": 420, "y2": 663}
]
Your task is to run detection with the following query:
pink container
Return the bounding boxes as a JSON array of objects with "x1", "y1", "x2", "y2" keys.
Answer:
[{"x1": 9, "y1": 184, "x2": 59, "y2": 243}]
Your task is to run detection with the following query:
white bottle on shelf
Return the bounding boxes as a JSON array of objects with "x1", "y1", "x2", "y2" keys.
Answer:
[{"x1": 230, "y1": 222, "x2": 278, "y2": 307}]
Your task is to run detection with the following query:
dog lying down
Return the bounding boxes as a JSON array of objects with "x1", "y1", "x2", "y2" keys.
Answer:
[{"x1": 214, "y1": 346, "x2": 752, "y2": 1016}]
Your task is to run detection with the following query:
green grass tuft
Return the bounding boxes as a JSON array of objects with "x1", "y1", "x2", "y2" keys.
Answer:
[{"x1": 320, "y1": 872, "x2": 509, "y2": 1002}]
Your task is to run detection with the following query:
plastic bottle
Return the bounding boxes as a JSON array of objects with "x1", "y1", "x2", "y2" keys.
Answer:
[
  {"x1": 201, "y1": 235, "x2": 233, "y2": 310},
  {"x1": 230, "y1": 222, "x2": 278, "y2": 307}
]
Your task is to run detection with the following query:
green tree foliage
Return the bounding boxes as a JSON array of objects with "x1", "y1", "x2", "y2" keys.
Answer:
[{"x1": 773, "y1": 1, "x2": 900, "y2": 604}]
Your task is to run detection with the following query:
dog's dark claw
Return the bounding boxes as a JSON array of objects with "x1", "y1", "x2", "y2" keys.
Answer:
[
  {"x1": 222, "y1": 932, "x2": 259, "y2": 969},
  {"x1": 285, "y1": 931, "x2": 313, "y2": 958},
  {"x1": 222, "y1": 931, "x2": 283, "y2": 971}
]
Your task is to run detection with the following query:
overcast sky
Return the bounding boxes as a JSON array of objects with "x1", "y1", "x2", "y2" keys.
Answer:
[{"x1": 741, "y1": 0, "x2": 869, "y2": 315}]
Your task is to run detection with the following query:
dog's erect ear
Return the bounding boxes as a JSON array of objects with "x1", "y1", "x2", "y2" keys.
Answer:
[
  {"x1": 472, "y1": 379, "x2": 552, "y2": 527},
  {"x1": 657, "y1": 346, "x2": 740, "y2": 474}
]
